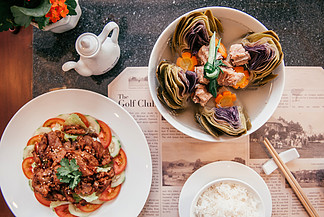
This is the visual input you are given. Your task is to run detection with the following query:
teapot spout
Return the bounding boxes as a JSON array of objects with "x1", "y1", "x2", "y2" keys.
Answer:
[
  {"x1": 62, "y1": 60, "x2": 93, "y2": 77},
  {"x1": 62, "y1": 61, "x2": 77, "y2": 71}
]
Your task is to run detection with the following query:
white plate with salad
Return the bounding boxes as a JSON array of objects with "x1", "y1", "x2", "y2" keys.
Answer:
[{"x1": 0, "y1": 89, "x2": 152, "y2": 217}]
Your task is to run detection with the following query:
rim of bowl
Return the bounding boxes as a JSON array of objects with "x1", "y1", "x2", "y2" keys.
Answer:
[
  {"x1": 148, "y1": 6, "x2": 285, "y2": 142},
  {"x1": 189, "y1": 177, "x2": 265, "y2": 217}
]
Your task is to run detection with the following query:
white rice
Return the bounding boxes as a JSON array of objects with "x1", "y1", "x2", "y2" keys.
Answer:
[{"x1": 194, "y1": 182, "x2": 262, "y2": 217}]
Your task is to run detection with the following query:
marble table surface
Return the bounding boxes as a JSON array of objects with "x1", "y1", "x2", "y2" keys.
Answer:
[{"x1": 33, "y1": 0, "x2": 324, "y2": 97}]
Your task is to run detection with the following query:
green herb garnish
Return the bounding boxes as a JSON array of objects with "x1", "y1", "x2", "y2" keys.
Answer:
[
  {"x1": 204, "y1": 32, "x2": 227, "y2": 97},
  {"x1": 56, "y1": 158, "x2": 82, "y2": 190}
]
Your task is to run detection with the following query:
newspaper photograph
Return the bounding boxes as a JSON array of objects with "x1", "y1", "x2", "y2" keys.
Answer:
[{"x1": 108, "y1": 66, "x2": 324, "y2": 216}]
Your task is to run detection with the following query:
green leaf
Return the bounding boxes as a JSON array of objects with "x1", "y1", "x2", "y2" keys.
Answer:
[
  {"x1": 59, "y1": 176, "x2": 72, "y2": 183},
  {"x1": 70, "y1": 159, "x2": 79, "y2": 170},
  {"x1": 0, "y1": 1, "x2": 15, "y2": 31},
  {"x1": 0, "y1": 18, "x2": 15, "y2": 32},
  {"x1": 72, "y1": 170, "x2": 82, "y2": 176},
  {"x1": 33, "y1": 16, "x2": 49, "y2": 29},
  {"x1": 56, "y1": 158, "x2": 81, "y2": 190},
  {"x1": 70, "y1": 174, "x2": 81, "y2": 189},
  {"x1": 10, "y1": 8, "x2": 32, "y2": 27},
  {"x1": 57, "y1": 167, "x2": 70, "y2": 176},
  {"x1": 60, "y1": 158, "x2": 70, "y2": 168},
  {"x1": 11, "y1": 0, "x2": 51, "y2": 17},
  {"x1": 66, "y1": 0, "x2": 77, "y2": 16},
  {"x1": 67, "y1": 7, "x2": 77, "y2": 16},
  {"x1": 10, "y1": 0, "x2": 51, "y2": 27},
  {"x1": 65, "y1": 0, "x2": 77, "y2": 9}
]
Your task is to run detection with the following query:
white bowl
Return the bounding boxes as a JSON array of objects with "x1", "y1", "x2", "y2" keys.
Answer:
[
  {"x1": 148, "y1": 6, "x2": 285, "y2": 142},
  {"x1": 190, "y1": 178, "x2": 265, "y2": 217}
]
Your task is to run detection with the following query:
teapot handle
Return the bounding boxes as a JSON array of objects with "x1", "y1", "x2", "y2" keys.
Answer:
[{"x1": 98, "y1": 22, "x2": 119, "y2": 44}]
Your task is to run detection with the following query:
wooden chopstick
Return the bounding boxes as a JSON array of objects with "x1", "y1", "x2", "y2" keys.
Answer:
[{"x1": 263, "y1": 138, "x2": 319, "y2": 217}]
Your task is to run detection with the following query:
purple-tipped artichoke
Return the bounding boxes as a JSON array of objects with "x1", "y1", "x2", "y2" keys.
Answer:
[
  {"x1": 242, "y1": 30, "x2": 283, "y2": 86},
  {"x1": 195, "y1": 106, "x2": 250, "y2": 137},
  {"x1": 171, "y1": 10, "x2": 223, "y2": 55},
  {"x1": 156, "y1": 61, "x2": 197, "y2": 110}
]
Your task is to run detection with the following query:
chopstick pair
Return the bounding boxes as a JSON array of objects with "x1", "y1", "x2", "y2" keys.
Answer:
[{"x1": 263, "y1": 138, "x2": 320, "y2": 217}]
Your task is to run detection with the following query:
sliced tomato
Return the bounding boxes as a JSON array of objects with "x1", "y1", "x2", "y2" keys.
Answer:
[
  {"x1": 97, "y1": 120, "x2": 112, "y2": 148},
  {"x1": 113, "y1": 149, "x2": 127, "y2": 175},
  {"x1": 54, "y1": 204, "x2": 77, "y2": 217},
  {"x1": 34, "y1": 192, "x2": 51, "y2": 207},
  {"x1": 27, "y1": 134, "x2": 43, "y2": 146},
  {"x1": 43, "y1": 118, "x2": 65, "y2": 128},
  {"x1": 22, "y1": 157, "x2": 34, "y2": 179},
  {"x1": 99, "y1": 185, "x2": 121, "y2": 201},
  {"x1": 73, "y1": 112, "x2": 89, "y2": 127},
  {"x1": 76, "y1": 203, "x2": 102, "y2": 213}
]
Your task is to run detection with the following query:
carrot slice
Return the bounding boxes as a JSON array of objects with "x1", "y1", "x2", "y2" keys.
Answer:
[
  {"x1": 233, "y1": 66, "x2": 250, "y2": 89},
  {"x1": 176, "y1": 52, "x2": 198, "y2": 71},
  {"x1": 215, "y1": 38, "x2": 227, "y2": 59},
  {"x1": 215, "y1": 91, "x2": 236, "y2": 107}
]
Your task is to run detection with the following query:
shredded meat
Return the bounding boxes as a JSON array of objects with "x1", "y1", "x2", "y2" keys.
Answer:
[
  {"x1": 32, "y1": 131, "x2": 114, "y2": 203},
  {"x1": 229, "y1": 44, "x2": 251, "y2": 66}
]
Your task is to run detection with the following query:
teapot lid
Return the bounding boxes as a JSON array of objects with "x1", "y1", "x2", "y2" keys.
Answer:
[{"x1": 76, "y1": 33, "x2": 100, "y2": 57}]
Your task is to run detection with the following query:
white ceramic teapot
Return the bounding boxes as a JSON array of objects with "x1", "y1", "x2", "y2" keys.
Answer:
[{"x1": 62, "y1": 22, "x2": 120, "y2": 76}]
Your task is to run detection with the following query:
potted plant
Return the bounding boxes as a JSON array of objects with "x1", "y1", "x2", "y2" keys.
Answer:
[{"x1": 0, "y1": 0, "x2": 81, "y2": 33}]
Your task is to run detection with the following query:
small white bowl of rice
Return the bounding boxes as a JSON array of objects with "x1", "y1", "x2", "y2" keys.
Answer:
[{"x1": 190, "y1": 178, "x2": 265, "y2": 217}]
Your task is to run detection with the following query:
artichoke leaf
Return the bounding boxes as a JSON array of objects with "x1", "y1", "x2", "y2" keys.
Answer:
[
  {"x1": 196, "y1": 106, "x2": 248, "y2": 137},
  {"x1": 156, "y1": 61, "x2": 190, "y2": 110},
  {"x1": 171, "y1": 9, "x2": 223, "y2": 55},
  {"x1": 242, "y1": 30, "x2": 283, "y2": 86},
  {"x1": 195, "y1": 113, "x2": 220, "y2": 137}
]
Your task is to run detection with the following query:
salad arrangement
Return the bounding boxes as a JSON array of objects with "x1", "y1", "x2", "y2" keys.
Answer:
[
  {"x1": 22, "y1": 112, "x2": 127, "y2": 217},
  {"x1": 156, "y1": 9, "x2": 283, "y2": 138}
]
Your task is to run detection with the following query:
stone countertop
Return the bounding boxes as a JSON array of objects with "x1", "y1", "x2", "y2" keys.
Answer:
[{"x1": 33, "y1": 0, "x2": 324, "y2": 97}]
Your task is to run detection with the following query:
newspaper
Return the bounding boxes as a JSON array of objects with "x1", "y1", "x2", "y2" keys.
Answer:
[{"x1": 108, "y1": 66, "x2": 324, "y2": 216}]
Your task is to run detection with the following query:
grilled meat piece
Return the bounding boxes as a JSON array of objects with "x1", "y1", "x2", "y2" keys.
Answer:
[{"x1": 63, "y1": 125, "x2": 87, "y2": 135}]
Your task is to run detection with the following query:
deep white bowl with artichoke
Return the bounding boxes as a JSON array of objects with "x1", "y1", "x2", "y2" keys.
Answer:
[{"x1": 148, "y1": 6, "x2": 285, "y2": 142}]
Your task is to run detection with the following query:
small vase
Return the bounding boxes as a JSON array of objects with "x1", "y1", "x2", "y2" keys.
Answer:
[{"x1": 31, "y1": 0, "x2": 82, "y2": 33}]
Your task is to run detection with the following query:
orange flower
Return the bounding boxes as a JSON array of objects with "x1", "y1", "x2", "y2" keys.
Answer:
[
  {"x1": 59, "y1": 4, "x2": 69, "y2": 17},
  {"x1": 45, "y1": 0, "x2": 69, "y2": 23}
]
